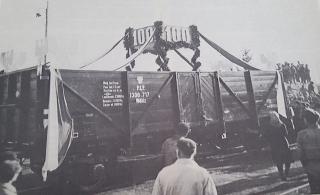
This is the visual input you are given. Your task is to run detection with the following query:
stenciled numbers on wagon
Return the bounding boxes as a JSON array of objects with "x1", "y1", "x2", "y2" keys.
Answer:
[
  {"x1": 129, "y1": 83, "x2": 150, "y2": 104},
  {"x1": 132, "y1": 26, "x2": 191, "y2": 46}
]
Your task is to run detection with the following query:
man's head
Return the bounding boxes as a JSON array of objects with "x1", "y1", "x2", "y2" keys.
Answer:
[
  {"x1": 176, "y1": 137, "x2": 197, "y2": 159},
  {"x1": 175, "y1": 122, "x2": 191, "y2": 137},
  {"x1": 304, "y1": 108, "x2": 320, "y2": 126},
  {"x1": 0, "y1": 160, "x2": 22, "y2": 184}
]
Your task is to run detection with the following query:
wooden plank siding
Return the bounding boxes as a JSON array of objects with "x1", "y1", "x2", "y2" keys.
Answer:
[
  {"x1": 0, "y1": 68, "x2": 40, "y2": 147},
  {"x1": 0, "y1": 68, "x2": 280, "y2": 157}
]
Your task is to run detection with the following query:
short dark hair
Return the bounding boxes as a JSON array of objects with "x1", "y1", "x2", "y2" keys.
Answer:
[
  {"x1": 0, "y1": 160, "x2": 22, "y2": 183},
  {"x1": 176, "y1": 122, "x2": 190, "y2": 136},
  {"x1": 304, "y1": 109, "x2": 320, "y2": 125},
  {"x1": 177, "y1": 137, "x2": 197, "y2": 158}
]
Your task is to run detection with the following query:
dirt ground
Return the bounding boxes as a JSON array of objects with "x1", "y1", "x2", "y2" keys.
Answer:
[{"x1": 96, "y1": 148, "x2": 308, "y2": 195}]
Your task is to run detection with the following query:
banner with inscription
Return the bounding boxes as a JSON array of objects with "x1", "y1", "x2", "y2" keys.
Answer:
[{"x1": 124, "y1": 23, "x2": 200, "y2": 53}]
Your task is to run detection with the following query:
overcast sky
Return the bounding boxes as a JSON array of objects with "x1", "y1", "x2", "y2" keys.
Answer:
[{"x1": 1, "y1": 0, "x2": 320, "y2": 81}]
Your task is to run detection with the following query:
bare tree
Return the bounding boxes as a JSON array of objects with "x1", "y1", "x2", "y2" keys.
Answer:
[{"x1": 241, "y1": 49, "x2": 252, "y2": 63}]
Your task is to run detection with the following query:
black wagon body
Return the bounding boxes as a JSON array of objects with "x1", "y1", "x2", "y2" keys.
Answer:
[{"x1": 0, "y1": 67, "x2": 283, "y2": 193}]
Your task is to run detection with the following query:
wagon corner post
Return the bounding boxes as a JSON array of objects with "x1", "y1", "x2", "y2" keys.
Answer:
[{"x1": 244, "y1": 70, "x2": 260, "y2": 132}]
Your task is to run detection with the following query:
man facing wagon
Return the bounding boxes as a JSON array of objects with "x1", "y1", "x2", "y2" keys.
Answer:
[
  {"x1": 161, "y1": 122, "x2": 191, "y2": 166},
  {"x1": 152, "y1": 137, "x2": 217, "y2": 195}
]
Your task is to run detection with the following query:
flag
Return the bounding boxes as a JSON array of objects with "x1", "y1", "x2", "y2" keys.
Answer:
[
  {"x1": 42, "y1": 68, "x2": 73, "y2": 181},
  {"x1": 276, "y1": 71, "x2": 287, "y2": 118}
]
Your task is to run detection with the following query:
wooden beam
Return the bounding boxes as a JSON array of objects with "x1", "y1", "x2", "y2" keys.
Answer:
[
  {"x1": 219, "y1": 77, "x2": 251, "y2": 117},
  {"x1": 212, "y1": 72, "x2": 226, "y2": 136},
  {"x1": 244, "y1": 71, "x2": 260, "y2": 129},
  {"x1": 173, "y1": 49, "x2": 194, "y2": 69}
]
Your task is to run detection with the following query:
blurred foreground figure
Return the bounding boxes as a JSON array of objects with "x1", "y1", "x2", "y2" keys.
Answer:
[
  {"x1": 263, "y1": 111, "x2": 292, "y2": 181},
  {"x1": 0, "y1": 158, "x2": 22, "y2": 195},
  {"x1": 152, "y1": 137, "x2": 217, "y2": 195},
  {"x1": 297, "y1": 109, "x2": 320, "y2": 194},
  {"x1": 161, "y1": 122, "x2": 191, "y2": 166}
]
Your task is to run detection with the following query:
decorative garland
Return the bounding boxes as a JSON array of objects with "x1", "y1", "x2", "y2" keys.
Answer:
[
  {"x1": 123, "y1": 28, "x2": 137, "y2": 71},
  {"x1": 191, "y1": 48, "x2": 201, "y2": 71},
  {"x1": 123, "y1": 21, "x2": 201, "y2": 71},
  {"x1": 153, "y1": 21, "x2": 170, "y2": 71}
]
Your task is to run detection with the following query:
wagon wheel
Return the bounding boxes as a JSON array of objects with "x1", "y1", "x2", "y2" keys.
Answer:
[
  {"x1": 60, "y1": 163, "x2": 106, "y2": 194},
  {"x1": 60, "y1": 162, "x2": 107, "y2": 194},
  {"x1": 77, "y1": 163, "x2": 106, "y2": 192}
]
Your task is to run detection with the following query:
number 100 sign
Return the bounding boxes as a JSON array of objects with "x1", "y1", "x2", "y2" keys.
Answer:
[{"x1": 132, "y1": 25, "x2": 193, "y2": 49}]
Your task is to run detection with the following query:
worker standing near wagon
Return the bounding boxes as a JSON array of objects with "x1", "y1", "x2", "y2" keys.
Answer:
[
  {"x1": 152, "y1": 137, "x2": 217, "y2": 195},
  {"x1": 161, "y1": 122, "x2": 191, "y2": 167},
  {"x1": 297, "y1": 109, "x2": 320, "y2": 194},
  {"x1": 262, "y1": 111, "x2": 292, "y2": 181}
]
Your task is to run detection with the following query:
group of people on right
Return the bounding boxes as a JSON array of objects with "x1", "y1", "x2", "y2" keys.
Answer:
[
  {"x1": 263, "y1": 107, "x2": 320, "y2": 194},
  {"x1": 153, "y1": 105, "x2": 320, "y2": 195},
  {"x1": 277, "y1": 61, "x2": 311, "y2": 84}
]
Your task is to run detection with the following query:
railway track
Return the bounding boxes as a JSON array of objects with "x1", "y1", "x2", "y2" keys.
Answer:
[{"x1": 95, "y1": 147, "x2": 308, "y2": 195}]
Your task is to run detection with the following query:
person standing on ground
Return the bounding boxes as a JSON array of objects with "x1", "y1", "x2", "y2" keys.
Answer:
[
  {"x1": 152, "y1": 137, "x2": 217, "y2": 195},
  {"x1": 0, "y1": 158, "x2": 22, "y2": 195},
  {"x1": 297, "y1": 109, "x2": 320, "y2": 194},
  {"x1": 263, "y1": 111, "x2": 292, "y2": 181},
  {"x1": 305, "y1": 64, "x2": 311, "y2": 83},
  {"x1": 290, "y1": 63, "x2": 296, "y2": 84},
  {"x1": 161, "y1": 122, "x2": 191, "y2": 166}
]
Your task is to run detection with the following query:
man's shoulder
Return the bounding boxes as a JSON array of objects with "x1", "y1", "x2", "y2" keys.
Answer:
[
  {"x1": 163, "y1": 137, "x2": 174, "y2": 143},
  {"x1": 297, "y1": 129, "x2": 309, "y2": 136},
  {"x1": 162, "y1": 137, "x2": 179, "y2": 145},
  {"x1": 197, "y1": 165, "x2": 212, "y2": 177},
  {"x1": 157, "y1": 163, "x2": 176, "y2": 177},
  {"x1": 187, "y1": 162, "x2": 212, "y2": 177}
]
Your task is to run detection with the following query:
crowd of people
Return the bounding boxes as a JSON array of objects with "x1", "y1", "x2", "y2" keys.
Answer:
[
  {"x1": 277, "y1": 61, "x2": 311, "y2": 84},
  {"x1": 153, "y1": 104, "x2": 320, "y2": 195},
  {"x1": 277, "y1": 60, "x2": 320, "y2": 113}
]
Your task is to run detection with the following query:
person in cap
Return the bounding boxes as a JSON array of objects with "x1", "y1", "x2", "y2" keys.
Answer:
[
  {"x1": 152, "y1": 137, "x2": 217, "y2": 195},
  {"x1": 297, "y1": 108, "x2": 320, "y2": 194},
  {"x1": 161, "y1": 122, "x2": 191, "y2": 166}
]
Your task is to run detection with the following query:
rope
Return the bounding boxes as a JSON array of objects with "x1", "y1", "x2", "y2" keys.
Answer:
[
  {"x1": 112, "y1": 30, "x2": 155, "y2": 71},
  {"x1": 173, "y1": 48, "x2": 194, "y2": 69},
  {"x1": 199, "y1": 32, "x2": 260, "y2": 71},
  {"x1": 79, "y1": 35, "x2": 126, "y2": 69}
]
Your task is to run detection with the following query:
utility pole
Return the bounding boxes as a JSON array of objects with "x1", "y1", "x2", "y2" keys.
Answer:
[{"x1": 44, "y1": 0, "x2": 48, "y2": 66}]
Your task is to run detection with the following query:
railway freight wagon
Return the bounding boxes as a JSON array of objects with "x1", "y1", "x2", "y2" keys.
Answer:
[{"x1": 0, "y1": 67, "x2": 283, "y2": 193}]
